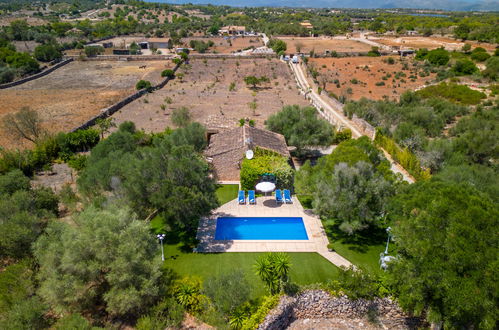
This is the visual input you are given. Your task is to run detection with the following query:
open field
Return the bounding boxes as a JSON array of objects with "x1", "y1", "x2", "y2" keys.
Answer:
[
  {"x1": 111, "y1": 58, "x2": 310, "y2": 132},
  {"x1": 373, "y1": 36, "x2": 497, "y2": 52},
  {"x1": 309, "y1": 56, "x2": 436, "y2": 101},
  {"x1": 0, "y1": 60, "x2": 169, "y2": 149},
  {"x1": 181, "y1": 36, "x2": 264, "y2": 53},
  {"x1": 277, "y1": 36, "x2": 372, "y2": 54}
]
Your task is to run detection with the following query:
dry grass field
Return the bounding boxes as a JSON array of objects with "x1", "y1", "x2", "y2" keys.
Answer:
[
  {"x1": 180, "y1": 36, "x2": 263, "y2": 54},
  {"x1": 277, "y1": 37, "x2": 372, "y2": 54},
  {"x1": 111, "y1": 58, "x2": 309, "y2": 132},
  {"x1": 373, "y1": 36, "x2": 497, "y2": 52},
  {"x1": 0, "y1": 60, "x2": 170, "y2": 149},
  {"x1": 309, "y1": 56, "x2": 436, "y2": 101}
]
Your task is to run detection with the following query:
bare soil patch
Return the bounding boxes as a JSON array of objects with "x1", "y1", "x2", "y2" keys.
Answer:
[
  {"x1": 0, "y1": 60, "x2": 169, "y2": 149},
  {"x1": 111, "y1": 58, "x2": 309, "y2": 132},
  {"x1": 374, "y1": 36, "x2": 497, "y2": 52},
  {"x1": 309, "y1": 56, "x2": 435, "y2": 101},
  {"x1": 277, "y1": 36, "x2": 372, "y2": 54}
]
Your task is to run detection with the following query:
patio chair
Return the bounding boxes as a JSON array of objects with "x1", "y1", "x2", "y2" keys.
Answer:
[
  {"x1": 238, "y1": 190, "x2": 246, "y2": 204},
  {"x1": 283, "y1": 189, "x2": 292, "y2": 204},
  {"x1": 275, "y1": 189, "x2": 283, "y2": 204},
  {"x1": 248, "y1": 190, "x2": 256, "y2": 204}
]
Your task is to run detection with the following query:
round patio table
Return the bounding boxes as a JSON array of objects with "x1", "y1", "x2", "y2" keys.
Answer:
[{"x1": 255, "y1": 182, "x2": 276, "y2": 196}]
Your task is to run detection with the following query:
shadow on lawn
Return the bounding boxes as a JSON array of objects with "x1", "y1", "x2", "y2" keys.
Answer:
[{"x1": 323, "y1": 220, "x2": 386, "y2": 253}]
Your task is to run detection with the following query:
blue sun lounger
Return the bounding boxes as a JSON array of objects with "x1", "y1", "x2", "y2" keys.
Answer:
[
  {"x1": 283, "y1": 189, "x2": 292, "y2": 204},
  {"x1": 238, "y1": 190, "x2": 246, "y2": 204},
  {"x1": 248, "y1": 190, "x2": 256, "y2": 204},
  {"x1": 275, "y1": 189, "x2": 283, "y2": 204}
]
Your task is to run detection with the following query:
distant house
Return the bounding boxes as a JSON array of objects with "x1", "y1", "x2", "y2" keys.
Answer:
[
  {"x1": 406, "y1": 30, "x2": 419, "y2": 36},
  {"x1": 300, "y1": 21, "x2": 314, "y2": 30},
  {"x1": 205, "y1": 125, "x2": 290, "y2": 182},
  {"x1": 398, "y1": 49, "x2": 416, "y2": 56},
  {"x1": 219, "y1": 25, "x2": 246, "y2": 35},
  {"x1": 147, "y1": 38, "x2": 172, "y2": 49}
]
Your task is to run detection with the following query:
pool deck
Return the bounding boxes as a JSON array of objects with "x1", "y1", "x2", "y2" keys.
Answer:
[{"x1": 196, "y1": 196, "x2": 353, "y2": 269}]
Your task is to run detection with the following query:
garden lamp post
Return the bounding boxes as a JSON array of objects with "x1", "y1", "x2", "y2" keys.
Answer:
[
  {"x1": 157, "y1": 234, "x2": 166, "y2": 261},
  {"x1": 384, "y1": 226, "x2": 392, "y2": 254}
]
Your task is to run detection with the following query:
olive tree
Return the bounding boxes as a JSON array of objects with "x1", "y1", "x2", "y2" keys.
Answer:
[{"x1": 34, "y1": 205, "x2": 164, "y2": 317}]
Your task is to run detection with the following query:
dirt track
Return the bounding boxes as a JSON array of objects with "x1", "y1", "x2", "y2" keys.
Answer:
[
  {"x1": 0, "y1": 60, "x2": 169, "y2": 149},
  {"x1": 277, "y1": 37, "x2": 372, "y2": 54}
]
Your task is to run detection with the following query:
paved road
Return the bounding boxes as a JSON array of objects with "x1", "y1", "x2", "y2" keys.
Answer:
[{"x1": 289, "y1": 61, "x2": 415, "y2": 183}]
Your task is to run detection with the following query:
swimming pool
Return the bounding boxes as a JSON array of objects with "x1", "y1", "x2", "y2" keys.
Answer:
[{"x1": 215, "y1": 217, "x2": 308, "y2": 240}]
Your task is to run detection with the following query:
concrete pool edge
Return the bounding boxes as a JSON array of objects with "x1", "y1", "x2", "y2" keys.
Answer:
[
  {"x1": 214, "y1": 216, "x2": 309, "y2": 240},
  {"x1": 195, "y1": 196, "x2": 355, "y2": 268}
]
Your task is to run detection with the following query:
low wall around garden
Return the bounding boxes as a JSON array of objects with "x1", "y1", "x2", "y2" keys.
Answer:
[
  {"x1": 70, "y1": 61, "x2": 182, "y2": 132},
  {"x1": 259, "y1": 290, "x2": 426, "y2": 330},
  {"x1": 0, "y1": 59, "x2": 73, "y2": 89}
]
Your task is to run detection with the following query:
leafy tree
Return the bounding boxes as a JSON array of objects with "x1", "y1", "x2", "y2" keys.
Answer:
[
  {"x1": 0, "y1": 66, "x2": 16, "y2": 83},
  {"x1": 254, "y1": 253, "x2": 291, "y2": 295},
  {"x1": 314, "y1": 162, "x2": 394, "y2": 234},
  {"x1": 483, "y1": 56, "x2": 499, "y2": 81},
  {"x1": 136, "y1": 79, "x2": 152, "y2": 90},
  {"x1": 34, "y1": 205, "x2": 165, "y2": 317},
  {"x1": 426, "y1": 48, "x2": 450, "y2": 66},
  {"x1": 451, "y1": 59, "x2": 478, "y2": 75},
  {"x1": 34, "y1": 43, "x2": 62, "y2": 62},
  {"x1": 387, "y1": 180, "x2": 498, "y2": 329},
  {"x1": 367, "y1": 46, "x2": 380, "y2": 57},
  {"x1": 470, "y1": 49, "x2": 490, "y2": 62},
  {"x1": 267, "y1": 39, "x2": 286, "y2": 54},
  {"x1": 0, "y1": 169, "x2": 30, "y2": 195},
  {"x1": 52, "y1": 314, "x2": 93, "y2": 330},
  {"x1": 84, "y1": 45, "x2": 104, "y2": 57},
  {"x1": 265, "y1": 105, "x2": 334, "y2": 153},
  {"x1": 0, "y1": 296, "x2": 48, "y2": 329},
  {"x1": 2, "y1": 107, "x2": 44, "y2": 143},
  {"x1": 243, "y1": 75, "x2": 268, "y2": 89},
  {"x1": 171, "y1": 106, "x2": 191, "y2": 127},
  {"x1": 95, "y1": 117, "x2": 116, "y2": 139},
  {"x1": 173, "y1": 277, "x2": 203, "y2": 312},
  {"x1": 204, "y1": 270, "x2": 250, "y2": 316},
  {"x1": 161, "y1": 69, "x2": 175, "y2": 78}
]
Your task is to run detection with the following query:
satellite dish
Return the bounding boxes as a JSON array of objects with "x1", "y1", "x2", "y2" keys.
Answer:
[{"x1": 246, "y1": 150, "x2": 254, "y2": 159}]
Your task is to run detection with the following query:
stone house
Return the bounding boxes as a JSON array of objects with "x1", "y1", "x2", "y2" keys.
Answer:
[
  {"x1": 205, "y1": 125, "x2": 290, "y2": 182},
  {"x1": 219, "y1": 25, "x2": 246, "y2": 35}
]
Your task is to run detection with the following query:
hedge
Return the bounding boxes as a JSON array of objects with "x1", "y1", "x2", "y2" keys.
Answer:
[
  {"x1": 240, "y1": 147, "x2": 293, "y2": 191},
  {"x1": 241, "y1": 295, "x2": 280, "y2": 330},
  {"x1": 374, "y1": 133, "x2": 431, "y2": 181}
]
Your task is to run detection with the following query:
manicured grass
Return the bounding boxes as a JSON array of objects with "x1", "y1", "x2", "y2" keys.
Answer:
[
  {"x1": 322, "y1": 219, "x2": 391, "y2": 275},
  {"x1": 162, "y1": 244, "x2": 339, "y2": 299},
  {"x1": 216, "y1": 184, "x2": 239, "y2": 205}
]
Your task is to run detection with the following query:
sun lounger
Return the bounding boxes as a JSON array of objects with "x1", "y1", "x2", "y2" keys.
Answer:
[
  {"x1": 238, "y1": 190, "x2": 246, "y2": 204},
  {"x1": 275, "y1": 189, "x2": 283, "y2": 204},
  {"x1": 284, "y1": 189, "x2": 292, "y2": 203},
  {"x1": 248, "y1": 190, "x2": 256, "y2": 204}
]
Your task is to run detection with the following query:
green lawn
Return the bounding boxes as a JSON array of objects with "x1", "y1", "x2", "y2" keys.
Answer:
[
  {"x1": 216, "y1": 184, "x2": 239, "y2": 205},
  {"x1": 322, "y1": 219, "x2": 391, "y2": 275},
  {"x1": 162, "y1": 244, "x2": 339, "y2": 299}
]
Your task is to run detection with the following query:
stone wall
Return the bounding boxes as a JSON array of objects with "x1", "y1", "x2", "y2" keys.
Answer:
[
  {"x1": 0, "y1": 59, "x2": 73, "y2": 89},
  {"x1": 259, "y1": 290, "x2": 425, "y2": 330},
  {"x1": 70, "y1": 61, "x2": 182, "y2": 132},
  {"x1": 64, "y1": 53, "x2": 276, "y2": 61}
]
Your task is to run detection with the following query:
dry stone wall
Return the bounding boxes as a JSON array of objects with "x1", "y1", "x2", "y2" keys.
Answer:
[
  {"x1": 70, "y1": 61, "x2": 182, "y2": 132},
  {"x1": 258, "y1": 290, "x2": 426, "y2": 330},
  {"x1": 0, "y1": 59, "x2": 73, "y2": 89}
]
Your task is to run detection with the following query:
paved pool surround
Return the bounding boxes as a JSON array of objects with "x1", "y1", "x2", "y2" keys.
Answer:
[{"x1": 196, "y1": 195, "x2": 353, "y2": 268}]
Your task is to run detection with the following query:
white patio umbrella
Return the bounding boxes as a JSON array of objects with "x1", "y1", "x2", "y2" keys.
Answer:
[{"x1": 255, "y1": 182, "x2": 276, "y2": 196}]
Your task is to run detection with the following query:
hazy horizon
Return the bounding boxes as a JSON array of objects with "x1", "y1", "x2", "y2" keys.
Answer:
[{"x1": 144, "y1": 0, "x2": 499, "y2": 11}]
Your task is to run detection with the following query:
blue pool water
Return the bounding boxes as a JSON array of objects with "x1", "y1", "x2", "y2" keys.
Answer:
[{"x1": 215, "y1": 217, "x2": 308, "y2": 240}]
